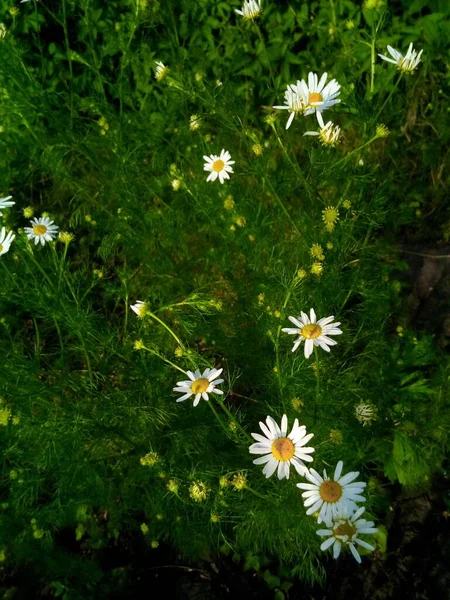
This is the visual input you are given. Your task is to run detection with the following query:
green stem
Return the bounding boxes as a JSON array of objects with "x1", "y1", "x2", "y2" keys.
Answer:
[
  {"x1": 141, "y1": 345, "x2": 187, "y2": 375},
  {"x1": 61, "y1": 0, "x2": 74, "y2": 126},
  {"x1": 270, "y1": 123, "x2": 315, "y2": 201},
  {"x1": 374, "y1": 72, "x2": 403, "y2": 123},
  {"x1": 274, "y1": 286, "x2": 294, "y2": 393},
  {"x1": 216, "y1": 397, "x2": 253, "y2": 443},
  {"x1": 370, "y1": 22, "x2": 376, "y2": 94},
  {"x1": 331, "y1": 135, "x2": 379, "y2": 170},
  {"x1": 147, "y1": 311, "x2": 184, "y2": 348},
  {"x1": 208, "y1": 401, "x2": 232, "y2": 438},
  {"x1": 245, "y1": 485, "x2": 276, "y2": 504},
  {"x1": 253, "y1": 23, "x2": 275, "y2": 87},
  {"x1": 264, "y1": 177, "x2": 301, "y2": 237},
  {"x1": 314, "y1": 346, "x2": 320, "y2": 421}
]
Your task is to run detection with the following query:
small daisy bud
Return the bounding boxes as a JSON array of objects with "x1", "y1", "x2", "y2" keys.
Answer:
[
  {"x1": 230, "y1": 224, "x2": 236, "y2": 232},
  {"x1": 376, "y1": 124, "x2": 390, "y2": 138},
  {"x1": 189, "y1": 481, "x2": 208, "y2": 502},
  {"x1": 310, "y1": 243, "x2": 325, "y2": 261},
  {"x1": 0, "y1": 23, "x2": 7, "y2": 39},
  {"x1": 134, "y1": 339, "x2": 146, "y2": 350},
  {"x1": 343, "y1": 199, "x2": 351, "y2": 209},
  {"x1": 189, "y1": 115, "x2": 201, "y2": 131},
  {"x1": 219, "y1": 476, "x2": 229, "y2": 488},
  {"x1": 311, "y1": 262, "x2": 323, "y2": 276},
  {"x1": 364, "y1": 0, "x2": 386, "y2": 9},
  {"x1": 326, "y1": 242, "x2": 333, "y2": 249},
  {"x1": 273, "y1": 310, "x2": 281, "y2": 318},
  {"x1": 223, "y1": 196, "x2": 235, "y2": 210},
  {"x1": 322, "y1": 206, "x2": 339, "y2": 226},
  {"x1": 297, "y1": 268, "x2": 307, "y2": 280},
  {"x1": 257, "y1": 293, "x2": 265, "y2": 303},
  {"x1": 252, "y1": 143, "x2": 263, "y2": 156},
  {"x1": 58, "y1": 231, "x2": 75, "y2": 244},
  {"x1": 23, "y1": 206, "x2": 34, "y2": 218},
  {"x1": 231, "y1": 472, "x2": 247, "y2": 490},
  {"x1": 229, "y1": 421, "x2": 238, "y2": 432},
  {"x1": 171, "y1": 179, "x2": 181, "y2": 191},
  {"x1": 329, "y1": 429, "x2": 343, "y2": 444},
  {"x1": 210, "y1": 513, "x2": 220, "y2": 523},
  {"x1": 140, "y1": 523, "x2": 149, "y2": 534},
  {"x1": 291, "y1": 397, "x2": 304, "y2": 412},
  {"x1": 325, "y1": 222, "x2": 335, "y2": 233},
  {"x1": 195, "y1": 72, "x2": 204, "y2": 82},
  {"x1": 155, "y1": 61, "x2": 168, "y2": 81},
  {"x1": 151, "y1": 540, "x2": 159, "y2": 549},
  {"x1": 140, "y1": 452, "x2": 160, "y2": 467},
  {"x1": 8, "y1": 8, "x2": 19, "y2": 17},
  {"x1": 93, "y1": 269, "x2": 104, "y2": 278},
  {"x1": 167, "y1": 479, "x2": 179, "y2": 494},
  {"x1": 355, "y1": 402, "x2": 377, "y2": 426},
  {"x1": 346, "y1": 20, "x2": 355, "y2": 29},
  {"x1": 235, "y1": 216, "x2": 247, "y2": 227},
  {"x1": 155, "y1": 514, "x2": 163, "y2": 520},
  {"x1": 248, "y1": 234, "x2": 256, "y2": 242},
  {"x1": 174, "y1": 346, "x2": 184, "y2": 357}
]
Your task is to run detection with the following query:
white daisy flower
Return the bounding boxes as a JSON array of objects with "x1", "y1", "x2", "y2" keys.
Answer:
[
  {"x1": 0, "y1": 227, "x2": 15, "y2": 256},
  {"x1": 296, "y1": 460, "x2": 367, "y2": 524},
  {"x1": 281, "y1": 308, "x2": 342, "y2": 359},
  {"x1": 249, "y1": 414, "x2": 315, "y2": 480},
  {"x1": 173, "y1": 368, "x2": 224, "y2": 407},
  {"x1": 130, "y1": 300, "x2": 148, "y2": 318},
  {"x1": 235, "y1": 0, "x2": 262, "y2": 20},
  {"x1": 378, "y1": 43, "x2": 423, "y2": 74},
  {"x1": 273, "y1": 82, "x2": 308, "y2": 130},
  {"x1": 155, "y1": 61, "x2": 169, "y2": 81},
  {"x1": 203, "y1": 149, "x2": 235, "y2": 184},
  {"x1": 24, "y1": 216, "x2": 59, "y2": 246},
  {"x1": 298, "y1": 72, "x2": 341, "y2": 116},
  {"x1": 304, "y1": 111, "x2": 341, "y2": 147},
  {"x1": 317, "y1": 505, "x2": 378, "y2": 563},
  {"x1": 0, "y1": 195, "x2": 15, "y2": 216}
]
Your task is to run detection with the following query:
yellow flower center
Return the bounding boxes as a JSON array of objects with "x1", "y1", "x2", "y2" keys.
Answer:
[
  {"x1": 271, "y1": 437, "x2": 295, "y2": 461},
  {"x1": 334, "y1": 520, "x2": 357, "y2": 540},
  {"x1": 212, "y1": 159, "x2": 225, "y2": 172},
  {"x1": 301, "y1": 324, "x2": 322, "y2": 339},
  {"x1": 191, "y1": 378, "x2": 210, "y2": 394},
  {"x1": 0, "y1": 244, "x2": 3, "y2": 253},
  {"x1": 309, "y1": 92, "x2": 323, "y2": 104},
  {"x1": 319, "y1": 480, "x2": 342, "y2": 503},
  {"x1": 33, "y1": 224, "x2": 47, "y2": 236}
]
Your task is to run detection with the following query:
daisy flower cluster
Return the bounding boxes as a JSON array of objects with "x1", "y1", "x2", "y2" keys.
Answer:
[
  {"x1": 0, "y1": 194, "x2": 62, "y2": 258},
  {"x1": 130, "y1": 296, "x2": 378, "y2": 564}
]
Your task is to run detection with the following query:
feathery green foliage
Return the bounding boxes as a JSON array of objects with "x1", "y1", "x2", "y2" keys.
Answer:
[{"x1": 0, "y1": 0, "x2": 449, "y2": 596}]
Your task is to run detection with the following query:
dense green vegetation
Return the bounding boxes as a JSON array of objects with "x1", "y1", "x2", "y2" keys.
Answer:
[{"x1": 0, "y1": 0, "x2": 449, "y2": 597}]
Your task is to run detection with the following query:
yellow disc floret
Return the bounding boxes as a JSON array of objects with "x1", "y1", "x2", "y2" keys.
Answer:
[
  {"x1": 212, "y1": 159, "x2": 225, "y2": 172},
  {"x1": 301, "y1": 324, "x2": 322, "y2": 339},
  {"x1": 33, "y1": 224, "x2": 47, "y2": 236},
  {"x1": 319, "y1": 480, "x2": 342, "y2": 503},
  {"x1": 271, "y1": 437, "x2": 295, "y2": 461},
  {"x1": 191, "y1": 378, "x2": 210, "y2": 394}
]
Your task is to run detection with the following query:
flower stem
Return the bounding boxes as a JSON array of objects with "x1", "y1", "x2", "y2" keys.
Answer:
[
  {"x1": 147, "y1": 310, "x2": 185, "y2": 348},
  {"x1": 314, "y1": 346, "x2": 320, "y2": 420},
  {"x1": 208, "y1": 401, "x2": 233, "y2": 438},
  {"x1": 245, "y1": 485, "x2": 276, "y2": 504},
  {"x1": 270, "y1": 123, "x2": 315, "y2": 201},
  {"x1": 374, "y1": 72, "x2": 403, "y2": 123},
  {"x1": 140, "y1": 345, "x2": 187, "y2": 375},
  {"x1": 216, "y1": 398, "x2": 253, "y2": 443},
  {"x1": 264, "y1": 177, "x2": 301, "y2": 237},
  {"x1": 330, "y1": 135, "x2": 380, "y2": 170}
]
